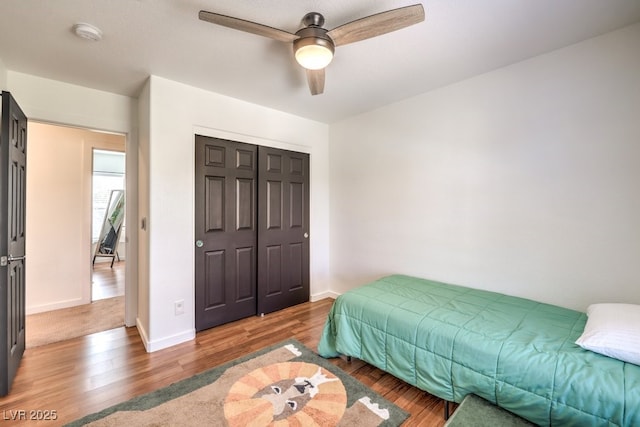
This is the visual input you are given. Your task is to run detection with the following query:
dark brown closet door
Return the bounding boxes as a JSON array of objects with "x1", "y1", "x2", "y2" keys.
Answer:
[
  {"x1": 194, "y1": 136, "x2": 257, "y2": 331},
  {"x1": 257, "y1": 147, "x2": 310, "y2": 315}
]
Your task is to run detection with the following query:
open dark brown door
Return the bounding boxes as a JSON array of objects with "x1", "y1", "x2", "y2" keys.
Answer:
[
  {"x1": 0, "y1": 92, "x2": 27, "y2": 396},
  {"x1": 257, "y1": 147, "x2": 309, "y2": 315},
  {"x1": 195, "y1": 136, "x2": 257, "y2": 331}
]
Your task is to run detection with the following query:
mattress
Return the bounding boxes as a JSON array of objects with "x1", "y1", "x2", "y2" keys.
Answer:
[{"x1": 318, "y1": 274, "x2": 640, "y2": 426}]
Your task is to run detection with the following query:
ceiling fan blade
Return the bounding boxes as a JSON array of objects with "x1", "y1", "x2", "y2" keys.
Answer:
[
  {"x1": 199, "y1": 10, "x2": 298, "y2": 43},
  {"x1": 327, "y1": 4, "x2": 425, "y2": 47},
  {"x1": 306, "y1": 69, "x2": 325, "y2": 95}
]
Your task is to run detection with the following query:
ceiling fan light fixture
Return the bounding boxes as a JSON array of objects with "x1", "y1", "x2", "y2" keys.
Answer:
[
  {"x1": 294, "y1": 41, "x2": 334, "y2": 70},
  {"x1": 293, "y1": 26, "x2": 335, "y2": 70}
]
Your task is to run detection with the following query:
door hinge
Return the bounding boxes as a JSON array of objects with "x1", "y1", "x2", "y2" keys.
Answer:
[{"x1": 1, "y1": 255, "x2": 24, "y2": 265}]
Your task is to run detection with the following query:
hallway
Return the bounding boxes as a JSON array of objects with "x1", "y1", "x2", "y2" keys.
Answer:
[{"x1": 92, "y1": 261, "x2": 125, "y2": 301}]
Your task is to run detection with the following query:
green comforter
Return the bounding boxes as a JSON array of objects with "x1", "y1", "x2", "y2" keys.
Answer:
[{"x1": 318, "y1": 275, "x2": 640, "y2": 426}]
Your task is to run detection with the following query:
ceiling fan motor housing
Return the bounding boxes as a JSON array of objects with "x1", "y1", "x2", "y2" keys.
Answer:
[{"x1": 302, "y1": 12, "x2": 325, "y2": 27}]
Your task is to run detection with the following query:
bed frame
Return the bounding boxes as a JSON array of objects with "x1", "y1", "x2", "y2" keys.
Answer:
[{"x1": 318, "y1": 274, "x2": 640, "y2": 425}]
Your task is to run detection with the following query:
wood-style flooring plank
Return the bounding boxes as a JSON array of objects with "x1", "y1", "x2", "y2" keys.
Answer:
[
  {"x1": 91, "y1": 261, "x2": 125, "y2": 301},
  {"x1": 0, "y1": 298, "x2": 452, "y2": 426}
]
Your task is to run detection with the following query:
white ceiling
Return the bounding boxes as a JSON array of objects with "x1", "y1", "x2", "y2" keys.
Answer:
[{"x1": 1, "y1": 1, "x2": 639, "y2": 124}]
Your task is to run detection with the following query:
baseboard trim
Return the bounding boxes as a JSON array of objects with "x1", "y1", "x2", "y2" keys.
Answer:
[
  {"x1": 137, "y1": 321, "x2": 195, "y2": 353},
  {"x1": 310, "y1": 291, "x2": 340, "y2": 302},
  {"x1": 136, "y1": 317, "x2": 151, "y2": 352},
  {"x1": 26, "y1": 297, "x2": 89, "y2": 315}
]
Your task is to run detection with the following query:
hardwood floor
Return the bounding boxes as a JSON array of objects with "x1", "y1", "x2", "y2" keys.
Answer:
[
  {"x1": 1, "y1": 299, "x2": 454, "y2": 426},
  {"x1": 92, "y1": 261, "x2": 125, "y2": 301}
]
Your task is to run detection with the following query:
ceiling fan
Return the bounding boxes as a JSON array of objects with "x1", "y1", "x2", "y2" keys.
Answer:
[{"x1": 199, "y1": 4, "x2": 425, "y2": 95}]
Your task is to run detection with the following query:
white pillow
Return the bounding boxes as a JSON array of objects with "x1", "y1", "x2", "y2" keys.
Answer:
[{"x1": 575, "y1": 303, "x2": 640, "y2": 366}]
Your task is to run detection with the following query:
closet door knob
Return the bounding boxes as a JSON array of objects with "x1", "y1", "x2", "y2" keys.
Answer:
[
  {"x1": 195, "y1": 240, "x2": 204, "y2": 248},
  {"x1": 304, "y1": 233, "x2": 309, "y2": 238}
]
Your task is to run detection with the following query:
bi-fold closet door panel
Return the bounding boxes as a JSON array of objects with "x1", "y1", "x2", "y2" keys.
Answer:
[{"x1": 194, "y1": 135, "x2": 309, "y2": 332}]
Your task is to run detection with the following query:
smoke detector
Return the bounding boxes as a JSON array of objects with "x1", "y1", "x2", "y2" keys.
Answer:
[{"x1": 73, "y1": 23, "x2": 103, "y2": 41}]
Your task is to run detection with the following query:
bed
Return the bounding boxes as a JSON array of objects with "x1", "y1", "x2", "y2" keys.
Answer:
[{"x1": 317, "y1": 274, "x2": 640, "y2": 426}]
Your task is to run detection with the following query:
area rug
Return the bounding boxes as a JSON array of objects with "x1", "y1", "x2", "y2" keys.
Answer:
[
  {"x1": 66, "y1": 339, "x2": 409, "y2": 426},
  {"x1": 26, "y1": 296, "x2": 124, "y2": 348}
]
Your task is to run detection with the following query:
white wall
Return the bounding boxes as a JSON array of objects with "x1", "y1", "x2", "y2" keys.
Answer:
[
  {"x1": 329, "y1": 23, "x2": 640, "y2": 311},
  {"x1": 26, "y1": 123, "x2": 124, "y2": 314},
  {"x1": 7, "y1": 72, "x2": 135, "y2": 133},
  {"x1": 0, "y1": 57, "x2": 6, "y2": 89},
  {"x1": 141, "y1": 75, "x2": 330, "y2": 351},
  {"x1": 7, "y1": 72, "x2": 139, "y2": 324}
]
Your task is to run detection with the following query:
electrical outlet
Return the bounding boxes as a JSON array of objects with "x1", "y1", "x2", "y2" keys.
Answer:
[{"x1": 174, "y1": 299, "x2": 185, "y2": 316}]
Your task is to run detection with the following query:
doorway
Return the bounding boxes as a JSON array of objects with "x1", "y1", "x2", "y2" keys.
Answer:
[
  {"x1": 91, "y1": 149, "x2": 126, "y2": 301},
  {"x1": 24, "y1": 122, "x2": 126, "y2": 346}
]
